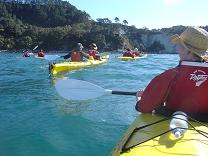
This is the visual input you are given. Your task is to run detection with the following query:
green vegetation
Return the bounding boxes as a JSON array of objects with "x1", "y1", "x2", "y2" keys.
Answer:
[{"x1": 0, "y1": 0, "x2": 207, "y2": 53}]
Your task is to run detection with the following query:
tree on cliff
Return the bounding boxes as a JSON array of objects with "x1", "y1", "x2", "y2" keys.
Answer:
[{"x1": 114, "y1": 17, "x2": 120, "y2": 23}]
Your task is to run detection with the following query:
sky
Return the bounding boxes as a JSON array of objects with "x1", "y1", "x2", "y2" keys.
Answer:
[{"x1": 66, "y1": 0, "x2": 208, "y2": 29}]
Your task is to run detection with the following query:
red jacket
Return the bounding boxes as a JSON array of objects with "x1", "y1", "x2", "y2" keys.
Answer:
[
  {"x1": 71, "y1": 52, "x2": 81, "y2": 61},
  {"x1": 123, "y1": 51, "x2": 135, "y2": 57},
  {"x1": 137, "y1": 61, "x2": 208, "y2": 113},
  {"x1": 132, "y1": 51, "x2": 140, "y2": 56},
  {"x1": 38, "y1": 52, "x2": 45, "y2": 57}
]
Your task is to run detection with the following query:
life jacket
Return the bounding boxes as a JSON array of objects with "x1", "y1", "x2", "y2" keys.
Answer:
[
  {"x1": 71, "y1": 52, "x2": 81, "y2": 61},
  {"x1": 88, "y1": 50, "x2": 97, "y2": 58},
  {"x1": 38, "y1": 52, "x2": 45, "y2": 57},
  {"x1": 166, "y1": 61, "x2": 208, "y2": 113},
  {"x1": 132, "y1": 51, "x2": 140, "y2": 56},
  {"x1": 123, "y1": 51, "x2": 135, "y2": 57}
]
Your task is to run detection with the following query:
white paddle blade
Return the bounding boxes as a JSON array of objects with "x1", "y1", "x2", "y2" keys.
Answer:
[
  {"x1": 44, "y1": 55, "x2": 60, "y2": 61},
  {"x1": 55, "y1": 79, "x2": 109, "y2": 100}
]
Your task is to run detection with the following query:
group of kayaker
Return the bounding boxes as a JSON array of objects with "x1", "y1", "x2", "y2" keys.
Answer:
[
  {"x1": 135, "y1": 26, "x2": 208, "y2": 121},
  {"x1": 122, "y1": 48, "x2": 141, "y2": 58},
  {"x1": 22, "y1": 49, "x2": 45, "y2": 58},
  {"x1": 22, "y1": 26, "x2": 208, "y2": 121},
  {"x1": 63, "y1": 43, "x2": 101, "y2": 61},
  {"x1": 22, "y1": 42, "x2": 102, "y2": 61}
]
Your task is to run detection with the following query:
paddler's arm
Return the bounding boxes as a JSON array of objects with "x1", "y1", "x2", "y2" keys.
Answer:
[
  {"x1": 80, "y1": 51, "x2": 90, "y2": 59},
  {"x1": 136, "y1": 90, "x2": 143, "y2": 101},
  {"x1": 135, "y1": 69, "x2": 178, "y2": 113},
  {"x1": 63, "y1": 52, "x2": 71, "y2": 59}
]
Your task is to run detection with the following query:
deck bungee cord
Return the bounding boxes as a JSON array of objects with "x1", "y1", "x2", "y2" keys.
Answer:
[{"x1": 120, "y1": 114, "x2": 208, "y2": 153}]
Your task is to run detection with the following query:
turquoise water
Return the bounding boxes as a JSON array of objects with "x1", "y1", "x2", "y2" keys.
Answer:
[{"x1": 0, "y1": 53, "x2": 179, "y2": 156}]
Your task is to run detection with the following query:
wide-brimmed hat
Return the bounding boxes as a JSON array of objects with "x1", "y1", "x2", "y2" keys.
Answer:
[{"x1": 171, "y1": 26, "x2": 208, "y2": 58}]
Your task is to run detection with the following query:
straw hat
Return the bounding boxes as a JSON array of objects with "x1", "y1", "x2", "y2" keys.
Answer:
[{"x1": 171, "y1": 26, "x2": 208, "y2": 58}]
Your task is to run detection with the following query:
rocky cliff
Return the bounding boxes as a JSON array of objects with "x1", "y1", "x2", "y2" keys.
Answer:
[{"x1": 141, "y1": 33, "x2": 176, "y2": 53}]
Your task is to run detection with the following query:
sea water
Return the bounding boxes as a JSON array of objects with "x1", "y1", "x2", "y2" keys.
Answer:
[{"x1": 0, "y1": 52, "x2": 179, "y2": 156}]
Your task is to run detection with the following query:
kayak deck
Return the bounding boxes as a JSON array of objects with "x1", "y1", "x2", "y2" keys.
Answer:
[
  {"x1": 110, "y1": 114, "x2": 208, "y2": 156},
  {"x1": 50, "y1": 56, "x2": 109, "y2": 75}
]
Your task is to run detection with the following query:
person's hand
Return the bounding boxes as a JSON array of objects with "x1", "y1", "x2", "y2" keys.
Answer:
[
  {"x1": 135, "y1": 90, "x2": 143, "y2": 111},
  {"x1": 136, "y1": 90, "x2": 143, "y2": 101}
]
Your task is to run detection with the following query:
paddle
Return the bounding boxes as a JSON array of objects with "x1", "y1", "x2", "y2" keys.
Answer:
[
  {"x1": 33, "y1": 45, "x2": 39, "y2": 50},
  {"x1": 55, "y1": 79, "x2": 137, "y2": 100}
]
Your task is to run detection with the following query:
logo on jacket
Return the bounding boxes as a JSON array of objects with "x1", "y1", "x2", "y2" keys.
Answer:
[{"x1": 190, "y1": 70, "x2": 208, "y2": 87}]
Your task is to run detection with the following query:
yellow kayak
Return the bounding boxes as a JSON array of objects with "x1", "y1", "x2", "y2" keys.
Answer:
[
  {"x1": 117, "y1": 54, "x2": 147, "y2": 61},
  {"x1": 50, "y1": 55, "x2": 109, "y2": 75},
  {"x1": 110, "y1": 113, "x2": 208, "y2": 156}
]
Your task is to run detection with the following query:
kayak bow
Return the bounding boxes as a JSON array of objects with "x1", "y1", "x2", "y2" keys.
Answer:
[{"x1": 110, "y1": 113, "x2": 208, "y2": 156}]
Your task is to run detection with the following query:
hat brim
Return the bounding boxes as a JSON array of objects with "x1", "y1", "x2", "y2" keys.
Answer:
[
  {"x1": 171, "y1": 34, "x2": 208, "y2": 58},
  {"x1": 171, "y1": 34, "x2": 181, "y2": 44}
]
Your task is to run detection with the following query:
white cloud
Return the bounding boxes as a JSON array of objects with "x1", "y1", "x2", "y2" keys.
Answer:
[{"x1": 163, "y1": 0, "x2": 183, "y2": 5}]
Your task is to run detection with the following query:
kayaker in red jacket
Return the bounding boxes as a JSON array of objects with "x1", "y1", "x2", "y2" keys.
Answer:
[
  {"x1": 64, "y1": 43, "x2": 89, "y2": 61},
  {"x1": 132, "y1": 48, "x2": 141, "y2": 56},
  {"x1": 37, "y1": 49, "x2": 45, "y2": 57},
  {"x1": 135, "y1": 27, "x2": 208, "y2": 119}
]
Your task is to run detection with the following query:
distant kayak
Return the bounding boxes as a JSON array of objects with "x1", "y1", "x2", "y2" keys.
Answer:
[
  {"x1": 49, "y1": 55, "x2": 109, "y2": 75},
  {"x1": 110, "y1": 113, "x2": 208, "y2": 156},
  {"x1": 117, "y1": 54, "x2": 147, "y2": 61}
]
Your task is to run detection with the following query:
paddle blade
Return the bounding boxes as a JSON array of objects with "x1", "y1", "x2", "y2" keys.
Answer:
[
  {"x1": 55, "y1": 79, "x2": 108, "y2": 100},
  {"x1": 44, "y1": 55, "x2": 60, "y2": 61}
]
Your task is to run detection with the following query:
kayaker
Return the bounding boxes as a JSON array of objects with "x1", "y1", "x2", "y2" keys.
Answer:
[
  {"x1": 22, "y1": 49, "x2": 31, "y2": 57},
  {"x1": 135, "y1": 26, "x2": 208, "y2": 120},
  {"x1": 37, "y1": 49, "x2": 45, "y2": 57},
  {"x1": 87, "y1": 43, "x2": 101, "y2": 60},
  {"x1": 132, "y1": 48, "x2": 141, "y2": 56},
  {"x1": 123, "y1": 48, "x2": 136, "y2": 58},
  {"x1": 63, "y1": 43, "x2": 89, "y2": 61}
]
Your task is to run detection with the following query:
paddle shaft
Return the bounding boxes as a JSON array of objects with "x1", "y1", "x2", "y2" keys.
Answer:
[
  {"x1": 111, "y1": 91, "x2": 137, "y2": 96},
  {"x1": 33, "y1": 45, "x2": 39, "y2": 50}
]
